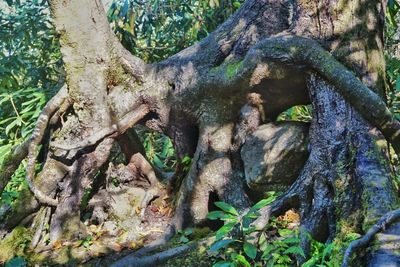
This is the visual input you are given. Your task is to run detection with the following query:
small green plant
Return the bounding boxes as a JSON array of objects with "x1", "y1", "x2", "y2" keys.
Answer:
[
  {"x1": 75, "y1": 235, "x2": 94, "y2": 249},
  {"x1": 277, "y1": 105, "x2": 313, "y2": 122},
  {"x1": 259, "y1": 226, "x2": 304, "y2": 266},
  {"x1": 181, "y1": 155, "x2": 192, "y2": 173},
  {"x1": 207, "y1": 193, "x2": 305, "y2": 267},
  {"x1": 176, "y1": 227, "x2": 194, "y2": 244},
  {"x1": 141, "y1": 130, "x2": 177, "y2": 172},
  {"x1": 302, "y1": 232, "x2": 360, "y2": 267}
]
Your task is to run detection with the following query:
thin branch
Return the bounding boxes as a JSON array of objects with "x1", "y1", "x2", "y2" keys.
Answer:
[{"x1": 341, "y1": 208, "x2": 400, "y2": 267}]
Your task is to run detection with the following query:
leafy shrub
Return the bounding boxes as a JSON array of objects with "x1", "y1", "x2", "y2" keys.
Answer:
[{"x1": 207, "y1": 194, "x2": 305, "y2": 267}]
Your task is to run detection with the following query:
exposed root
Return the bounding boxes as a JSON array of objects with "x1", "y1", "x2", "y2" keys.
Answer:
[
  {"x1": 209, "y1": 34, "x2": 400, "y2": 152},
  {"x1": 271, "y1": 159, "x2": 314, "y2": 214},
  {"x1": 51, "y1": 104, "x2": 149, "y2": 150},
  {"x1": 341, "y1": 208, "x2": 400, "y2": 267},
  {"x1": 30, "y1": 207, "x2": 51, "y2": 249},
  {"x1": 49, "y1": 137, "x2": 114, "y2": 241},
  {"x1": 26, "y1": 85, "x2": 69, "y2": 206},
  {"x1": 110, "y1": 235, "x2": 214, "y2": 267}
]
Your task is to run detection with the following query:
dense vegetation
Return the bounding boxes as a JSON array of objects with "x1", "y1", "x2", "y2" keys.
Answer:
[{"x1": 0, "y1": 0, "x2": 399, "y2": 266}]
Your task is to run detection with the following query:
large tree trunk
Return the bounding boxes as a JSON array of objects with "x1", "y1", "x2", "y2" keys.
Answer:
[{"x1": 1, "y1": 0, "x2": 399, "y2": 265}]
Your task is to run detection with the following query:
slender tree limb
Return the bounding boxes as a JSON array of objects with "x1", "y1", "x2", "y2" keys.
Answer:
[
  {"x1": 341, "y1": 208, "x2": 400, "y2": 267},
  {"x1": 26, "y1": 85, "x2": 69, "y2": 206},
  {"x1": 51, "y1": 104, "x2": 149, "y2": 150}
]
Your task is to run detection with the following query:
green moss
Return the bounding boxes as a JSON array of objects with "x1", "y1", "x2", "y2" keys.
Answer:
[
  {"x1": 192, "y1": 227, "x2": 211, "y2": 240},
  {"x1": 225, "y1": 60, "x2": 244, "y2": 79},
  {"x1": 0, "y1": 226, "x2": 32, "y2": 263},
  {"x1": 159, "y1": 243, "x2": 212, "y2": 267}
]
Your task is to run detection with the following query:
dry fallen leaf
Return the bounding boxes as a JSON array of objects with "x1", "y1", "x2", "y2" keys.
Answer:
[{"x1": 53, "y1": 240, "x2": 63, "y2": 249}]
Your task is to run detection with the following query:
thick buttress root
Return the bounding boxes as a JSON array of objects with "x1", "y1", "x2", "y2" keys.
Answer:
[{"x1": 172, "y1": 119, "x2": 251, "y2": 229}]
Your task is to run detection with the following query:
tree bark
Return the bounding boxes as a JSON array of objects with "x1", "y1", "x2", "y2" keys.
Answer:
[{"x1": 1, "y1": 0, "x2": 399, "y2": 265}]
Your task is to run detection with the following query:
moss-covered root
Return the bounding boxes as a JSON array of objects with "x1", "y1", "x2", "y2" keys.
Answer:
[
  {"x1": 111, "y1": 236, "x2": 214, "y2": 267},
  {"x1": 0, "y1": 227, "x2": 32, "y2": 264},
  {"x1": 342, "y1": 208, "x2": 400, "y2": 267}
]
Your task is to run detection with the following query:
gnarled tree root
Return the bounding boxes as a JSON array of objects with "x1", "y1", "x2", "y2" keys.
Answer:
[
  {"x1": 110, "y1": 236, "x2": 214, "y2": 267},
  {"x1": 26, "y1": 85, "x2": 69, "y2": 206},
  {"x1": 341, "y1": 208, "x2": 400, "y2": 267}
]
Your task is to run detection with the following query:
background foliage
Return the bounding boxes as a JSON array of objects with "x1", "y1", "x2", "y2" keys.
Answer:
[{"x1": 0, "y1": 0, "x2": 62, "y2": 205}]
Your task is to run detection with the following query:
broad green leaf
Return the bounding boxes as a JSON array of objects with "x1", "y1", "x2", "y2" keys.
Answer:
[
  {"x1": 234, "y1": 254, "x2": 250, "y2": 267},
  {"x1": 207, "y1": 210, "x2": 225, "y2": 220},
  {"x1": 209, "y1": 239, "x2": 235, "y2": 252},
  {"x1": 5, "y1": 119, "x2": 19, "y2": 135},
  {"x1": 278, "y1": 228, "x2": 294, "y2": 237},
  {"x1": 251, "y1": 195, "x2": 276, "y2": 211},
  {"x1": 216, "y1": 222, "x2": 236, "y2": 240},
  {"x1": 243, "y1": 226, "x2": 257, "y2": 234},
  {"x1": 214, "y1": 202, "x2": 239, "y2": 215},
  {"x1": 212, "y1": 261, "x2": 232, "y2": 267},
  {"x1": 243, "y1": 242, "x2": 257, "y2": 259},
  {"x1": 261, "y1": 244, "x2": 275, "y2": 259}
]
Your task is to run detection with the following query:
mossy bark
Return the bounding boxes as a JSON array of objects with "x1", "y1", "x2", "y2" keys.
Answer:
[{"x1": 1, "y1": 0, "x2": 399, "y2": 265}]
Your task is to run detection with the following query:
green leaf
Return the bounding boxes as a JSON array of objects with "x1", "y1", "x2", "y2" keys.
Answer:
[
  {"x1": 183, "y1": 228, "x2": 193, "y2": 235},
  {"x1": 243, "y1": 242, "x2": 257, "y2": 259},
  {"x1": 216, "y1": 222, "x2": 236, "y2": 240},
  {"x1": 209, "y1": 239, "x2": 235, "y2": 252},
  {"x1": 322, "y1": 243, "x2": 333, "y2": 261},
  {"x1": 277, "y1": 255, "x2": 291, "y2": 264},
  {"x1": 234, "y1": 254, "x2": 250, "y2": 267},
  {"x1": 395, "y1": 76, "x2": 400, "y2": 91},
  {"x1": 0, "y1": 144, "x2": 12, "y2": 162},
  {"x1": 243, "y1": 226, "x2": 257, "y2": 234},
  {"x1": 178, "y1": 236, "x2": 189, "y2": 243},
  {"x1": 5, "y1": 256, "x2": 26, "y2": 267},
  {"x1": 278, "y1": 228, "x2": 294, "y2": 237},
  {"x1": 153, "y1": 154, "x2": 164, "y2": 169},
  {"x1": 5, "y1": 119, "x2": 19, "y2": 135},
  {"x1": 261, "y1": 244, "x2": 275, "y2": 259},
  {"x1": 207, "y1": 210, "x2": 225, "y2": 220},
  {"x1": 212, "y1": 261, "x2": 232, "y2": 267},
  {"x1": 250, "y1": 195, "x2": 276, "y2": 211},
  {"x1": 282, "y1": 237, "x2": 301, "y2": 244},
  {"x1": 214, "y1": 202, "x2": 239, "y2": 215},
  {"x1": 284, "y1": 246, "x2": 305, "y2": 258},
  {"x1": 233, "y1": 2, "x2": 241, "y2": 8},
  {"x1": 302, "y1": 257, "x2": 318, "y2": 267}
]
